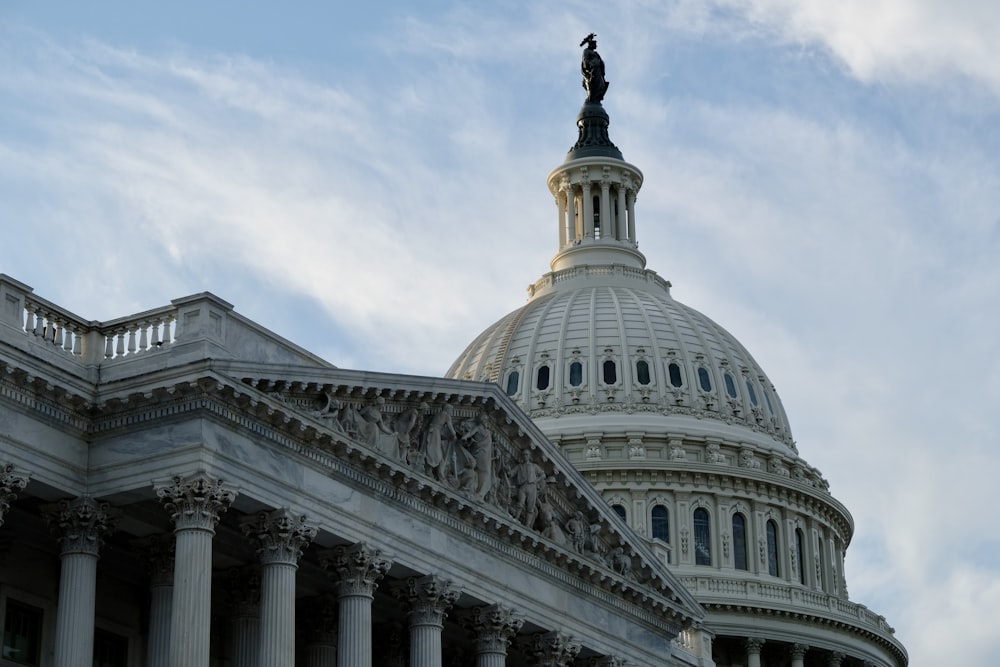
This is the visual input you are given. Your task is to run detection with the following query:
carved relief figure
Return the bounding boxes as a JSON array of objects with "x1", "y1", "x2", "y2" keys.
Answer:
[
  {"x1": 313, "y1": 392, "x2": 346, "y2": 434},
  {"x1": 511, "y1": 449, "x2": 545, "y2": 529},
  {"x1": 565, "y1": 511, "x2": 588, "y2": 554},
  {"x1": 459, "y1": 413, "x2": 495, "y2": 500},
  {"x1": 424, "y1": 404, "x2": 456, "y2": 482},
  {"x1": 606, "y1": 546, "x2": 631, "y2": 577},
  {"x1": 358, "y1": 396, "x2": 395, "y2": 452},
  {"x1": 580, "y1": 33, "x2": 609, "y2": 103},
  {"x1": 393, "y1": 402, "x2": 427, "y2": 464},
  {"x1": 539, "y1": 502, "x2": 568, "y2": 546}
]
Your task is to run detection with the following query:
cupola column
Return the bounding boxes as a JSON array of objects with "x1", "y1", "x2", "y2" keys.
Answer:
[
  {"x1": 566, "y1": 184, "x2": 578, "y2": 242},
  {"x1": 581, "y1": 178, "x2": 594, "y2": 238},
  {"x1": 557, "y1": 188, "x2": 568, "y2": 247},
  {"x1": 790, "y1": 643, "x2": 809, "y2": 667},
  {"x1": 615, "y1": 185, "x2": 627, "y2": 241},
  {"x1": 322, "y1": 542, "x2": 392, "y2": 667},
  {"x1": 626, "y1": 190, "x2": 637, "y2": 245},
  {"x1": 599, "y1": 177, "x2": 612, "y2": 239}
]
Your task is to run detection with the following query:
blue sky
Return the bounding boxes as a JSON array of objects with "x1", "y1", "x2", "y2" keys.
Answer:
[{"x1": 2, "y1": 2, "x2": 999, "y2": 663}]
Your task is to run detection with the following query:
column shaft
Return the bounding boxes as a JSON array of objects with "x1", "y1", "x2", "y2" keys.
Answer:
[
  {"x1": 599, "y1": 182, "x2": 611, "y2": 238},
  {"x1": 616, "y1": 186, "x2": 627, "y2": 240},
  {"x1": 304, "y1": 644, "x2": 338, "y2": 667},
  {"x1": 147, "y1": 582, "x2": 173, "y2": 667},
  {"x1": 53, "y1": 553, "x2": 98, "y2": 667},
  {"x1": 169, "y1": 526, "x2": 214, "y2": 667},
  {"x1": 566, "y1": 188, "x2": 577, "y2": 241},
  {"x1": 410, "y1": 620, "x2": 443, "y2": 667},
  {"x1": 582, "y1": 183, "x2": 594, "y2": 237},
  {"x1": 260, "y1": 562, "x2": 298, "y2": 664},
  {"x1": 338, "y1": 592, "x2": 373, "y2": 667},
  {"x1": 230, "y1": 614, "x2": 259, "y2": 667},
  {"x1": 558, "y1": 190, "x2": 567, "y2": 247}
]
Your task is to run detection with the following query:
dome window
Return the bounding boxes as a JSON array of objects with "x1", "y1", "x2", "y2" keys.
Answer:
[
  {"x1": 767, "y1": 520, "x2": 780, "y2": 577},
  {"x1": 603, "y1": 360, "x2": 617, "y2": 384},
  {"x1": 505, "y1": 371, "x2": 519, "y2": 396},
  {"x1": 569, "y1": 361, "x2": 583, "y2": 387},
  {"x1": 536, "y1": 366, "x2": 550, "y2": 391},
  {"x1": 746, "y1": 379, "x2": 759, "y2": 406},
  {"x1": 796, "y1": 528, "x2": 806, "y2": 584},
  {"x1": 612, "y1": 504, "x2": 627, "y2": 522},
  {"x1": 732, "y1": 513, "x2": 748, "y2": 571},
  {"x1": 668, "y1": 362, "x2": 684, "y2": 388},
  {"x1": 724, "y1": 372, "x2": 738, "y2": 398},
  {"x1": 697, "y1": 367, "x2": 712, "y2": 392},
  {"x1": 651, "y1": 505, "x2": 669, "y2": 543},
  {"x1": 693, "y1": 508, "x2": 711, "y2": 565},
  {"x1": 636, "y1": 359, "x2": 651, "y2": 385}
]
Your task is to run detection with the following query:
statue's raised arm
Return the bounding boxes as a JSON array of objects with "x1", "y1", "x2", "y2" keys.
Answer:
[{"x1": 580, "y1": 33, "x2": 609, "y2": 104}]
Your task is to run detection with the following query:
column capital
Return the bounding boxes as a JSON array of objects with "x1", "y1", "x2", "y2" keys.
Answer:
[
  {"x1": 132, "y1": 534, "x2": 176, "y2": 587},
  {"x1": 155, "y1": 473, "x2": 236, "y2": 532},
  {"x1": 744, "y1": 637, "x2": 766, "y2": 654},
  {"x1": 790, "y1": 643, "x2": 810, "y2": 660},
  {"x1": 827, "y1": 651, "x2": 845, "y2": 666},
  {"x1": 241, "y1": 509, "x2": 317, "y2": 566},
  {"x1": 321, "y1": 542, "x2": 392, "y2": 597},
  {"x1": 0, "y1": 463, "x2": 28, "y2": 525},
  {"x1": 529, "y1": 631, "x2": 581, "y2": 667},
  {"x1": 43, "y1": 496, "x2": 118, "y2": 556},
  {"x1": 393, "y1": 574, "x2": 461, "y2": 627},
  {"x1": 463, "y1": 604, "x2": 523, "y2": 655}
]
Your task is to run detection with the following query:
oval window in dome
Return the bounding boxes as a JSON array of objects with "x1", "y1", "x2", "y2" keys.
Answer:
[
  {"x1": 603, "y1": 360, "x2": 617, "y2": 384},
  {"x1": 697, "y1": 367, "x2": 712, "y2": 392},
  {"x1": 636, "y1": 359, "x2": 651, "y2": 385},
  {"x1": 536, "y1": 366, "x2": 550, "y2": 391},
  {"x1": 569, "y1": 361, "x2": 583, "y2": 387},
  {"x1": 505, "y1": 371, "x2": 519, "y2": 396},
  {"x1": 724, "y1": 372, "x2": 738, "y2": 398},
  {"x1": 668, "y1": 362, "x2": 684, "y2": 388},
  {"x1": 746, "y1": 379, "x2": 759, "y2": 406}
]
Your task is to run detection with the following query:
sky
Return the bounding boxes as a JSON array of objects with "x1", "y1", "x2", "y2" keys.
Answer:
[{"x1": 1, "y1": 1, "x2": 998, "y2": 663}]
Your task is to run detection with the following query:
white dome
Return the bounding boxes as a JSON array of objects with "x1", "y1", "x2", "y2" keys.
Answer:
[{"x1": 448, "y1": 265, "x2": 796, "y2": 456}]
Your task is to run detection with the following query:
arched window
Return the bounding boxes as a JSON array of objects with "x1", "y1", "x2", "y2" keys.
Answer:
[
  {"x1": 536, "y1": 366, "x2": 550, "y2": 391},
  {"x1": 697, "y1": 367, "x2": 712, "y2": 392},
  {"x1": 603, "y1": 360, "x2": 617, "y2": 384},
  {"x1": 505, "y1": 371, "x2": 519, "y2": 396},
  {"x1": 668, "y1": 362, "x2": 684, "y2": 387},
  {"x1": 612, "y1": 504, "x2": 626, "y2": 522},
  {"x1": 732, "y1": 513, "x2": 748, "y2": 571},
  {"x1": 651, "y1": 505, "x2": 669, "y2": 543},
  {"x1": 693, "y1": 508, "x2": 711, "y2": 565},
  {"x1": 569, "y1": 361, "x2": 583, "y2": 387},
  {"x1": 636, "y1": 359, "x2": 651, "y2": 385},
  {"x1": 745, "y1": 379, "x2": 759, "y2": 406},
  {"x1": 724, "y1": 372, "x2": 738, "y2": 398},
  {"x1": 767, "y1": 520, "x2": 780, "y2": 577},
  {"x1": 796, "y1": 528, "x2": 806, "y2": 584},
  {"x1": 593, "y1": 195, "x2": 601, "y2": 238},
  {"x1": 763, "y1": 389, "x2": 775, "y2": 416}
]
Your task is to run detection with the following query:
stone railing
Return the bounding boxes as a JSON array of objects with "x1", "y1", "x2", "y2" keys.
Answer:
[
  {"x1": 680, "y1": 574, "x2": 898, "y2": 637},
  {"x1": 527, "y1": 264, "x2": 672, "y2": 298},
  {"x1": 1, "y1": 274, "x2": 177, "y2": 364}
]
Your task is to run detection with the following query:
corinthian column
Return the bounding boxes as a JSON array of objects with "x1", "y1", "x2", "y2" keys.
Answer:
[
  {"x1": 744, "y1": 638, "x2": 765, "y2": 667},
  {"x1": 790, "y1": 643, "x2": 809, "y2": 667},
  {"x1": 0, "y1": 463, "x2": 28, "y2": 526},
  {"x1": 393, "y1": 575, "x2": 461, "y2": 667},
  {"x1": 301, "y1": 595, "x2": 338, "y2": 667},
  {"x1": 465, "y1": 604, "x2": 523, "y2": 667},
  {"x1": 242, "y1": 509, "x2": 317, "y2": 666},
  {"x1": 225, "y1": 567, "x2": 260, "y2": 667},
  {"x1": 155, "y1": 474, "x2": 236, "y2": 667},
  {"x1": 43, "y1": 497, "x2": 117, "y2": 667},
  {"x1": 528, "y1": 631, "x2": 580, "y2": 667},
  {"x1": 321, "y1": 543, "x2": 392, "y2": 667},
  {"x1": 133, "y1": 534, "x2": 175, "y2": 667}
]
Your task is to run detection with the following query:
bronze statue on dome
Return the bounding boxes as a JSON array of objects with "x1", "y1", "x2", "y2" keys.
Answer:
[{"x1": 580, "y1": 33, "x2": 609, "y2": 104}]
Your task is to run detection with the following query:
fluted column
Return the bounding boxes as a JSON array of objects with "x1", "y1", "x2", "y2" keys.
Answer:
[
  {"x1": 599, "y1": 179, "x2": 612, "y2": 239},
  {"x1": 557, "y1": 187, "x2": 568, "y2": 247},
  {"x1": 243, "y1": 509, "x2": 317, "y2": 666},
  {"x1": 581, "y1": 180, "x2": 594, "y2": 238},
  {"x1": 465, "y1": 604, "x2": 523, "y2": 667},
  {"x1": 615, "y1": 186, "x2": 627, "y2": 241},
  {"x1": 0, "y1": 463, "x2": 28, "y2": 526},
  {"x1": 393, "y1": 575, "x2": 461, "y2": 667},
  {"x1": 827, "y1": 651, "x2": 845, "y2": 667},
  {"x1": 322, "y1": 543, "x2": 392, "y2": 667},
  {"x1": 790, "y1": 643, "x2": 809, "y2": 667},
  {"x1": 225, "y1": 567, "x2": 260, "y2": 667},
  {"x1": 43, "y1": 497, "x2": 117, "y2": 667},
  {"x1": 566, "y1": 186, "x2": 577, "y2": 242},
  {"x1": 625, "y1": 191, "x2": 636, "y2": 244},
  {"x1": 528, "y1": 631, "x2": 580, "y2": 667},
  {"x1": 745, "y1": 637, "x2": 765, "y2": 667},
  {"x1": 134, "y1": 535, "x2": 175, "y2": 667},
  {"x1": 302, "y1": 596, "x2": 338, "y2": 667},
  {"x1": 156, "y1": 474, "x2": 236, "y2": 667}
]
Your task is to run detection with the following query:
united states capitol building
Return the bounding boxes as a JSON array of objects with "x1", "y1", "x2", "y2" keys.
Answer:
[{"x1": 0, "y1": 43, "x2": 905, "y2": 667}]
